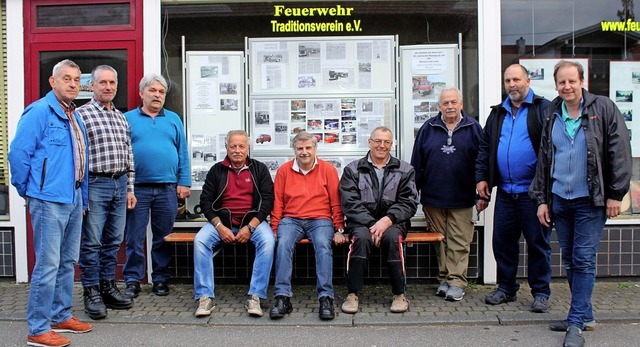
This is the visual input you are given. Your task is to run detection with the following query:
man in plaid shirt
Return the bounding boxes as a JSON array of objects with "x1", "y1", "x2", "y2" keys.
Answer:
[{"x1": 76, "y1": 65, "x2": 137, "y2": 320}]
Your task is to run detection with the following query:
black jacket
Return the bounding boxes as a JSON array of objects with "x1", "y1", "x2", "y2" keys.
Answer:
[
  {"x1": 339, "y1": 154, "x2": 418, "y2": 232},
  {"x1": 475, "y1": 93, "x2": 550, "y2": 191},
  {"x1": 200, "y1": 157, "x2": 274, "y2": 229},
  {"x1": 529, "y1": 89, "x2": 631, "y2": 207}
]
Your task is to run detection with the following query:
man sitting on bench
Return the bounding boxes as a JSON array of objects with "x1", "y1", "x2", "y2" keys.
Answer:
[
  {"x1": 192, "y1": 130, "x2": 275, "y2": 318},
  {"x1": 339, "y1": 126, "x2": 418, "y2": 314}
]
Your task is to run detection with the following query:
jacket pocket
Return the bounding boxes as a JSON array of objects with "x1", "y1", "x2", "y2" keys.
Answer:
[
  {"x1": 47, "y1": 122, "x2": 69, "y2": 146},
  {"x1": 40, "y1": 158, "x2": 48, "y2": 191}
]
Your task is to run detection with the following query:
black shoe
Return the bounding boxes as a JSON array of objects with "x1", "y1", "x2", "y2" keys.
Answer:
[
  {"x1": 153, "y1": 281, "x2": 169, "y2": 296},
  {"x1": 83, "y1": 285, "x2": 107, "y2": 320},
  {"x1": 484, "y1": 289, "x2": 517, "y2": 305},
  {"x1": 269, "y1": 295, "x2": 293, "y2": 319},
  {"x1": 100, "y1": 280, "x2": 134, "y2": 310},
  {"x1": 124, "y1": 282, "x2": 141, "y2": 298},
  {"x1": 563, "y1": 326, "x2": 585, "y2": 347},
  {"x1": 318, "y1": 296, "x2": 335, "y2": 320},
  {"x1": 550, "y1": 320, "x2": 597, "y2": 332}
]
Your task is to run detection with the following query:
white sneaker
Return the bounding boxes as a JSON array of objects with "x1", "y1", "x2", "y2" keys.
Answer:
[
  {"x1": 390, "y1": 294, "x2": 409, "y2": 313},
  {"x1": 194, "y1": 295, "x2": 215, "y2": 317},
  {"x1": 245, "y1": 294, "x2": 263, "y2": 317}
]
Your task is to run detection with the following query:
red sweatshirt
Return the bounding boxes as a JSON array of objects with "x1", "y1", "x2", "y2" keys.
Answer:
[{"x1": 270, "y1": 158, "x2": 345, "y2": 233}]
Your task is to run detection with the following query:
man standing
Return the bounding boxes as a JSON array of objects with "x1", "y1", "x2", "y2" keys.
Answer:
[
  {"x1": 476, "y1": 64, "x2": 552, "y2": 313},
  {"x1": 76, "y1": 65, "x2": 136, "y2": 320},
  {"x1": 339, "y1": 127, "x2": 418, "y2": 314},
  {"x1": 411, "y1": 87, "x2": 482, "y2": 301},
  {"x1": 123, "y1": 73, "x2": 191, "y2": 298},
  {"x1": 530, "y1": 60, "x2": 631, "y2": 347},
  {"x1": 193, "y1": 130, "x2": 275, "y2": 318},
  {"x1": 10, "y1": 59, "x2": 93, "y2": 347},
  {"x1": 269, "y1": 132, "x2": 348, "y2": 320}
]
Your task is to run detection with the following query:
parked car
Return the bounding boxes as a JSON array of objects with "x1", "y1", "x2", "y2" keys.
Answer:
[
  {"x1": 418, "y1": 79, "x2": 434, "y2": 96},
  {"x1": 256, "y1": 134, "x2": 272, "y2": 144}
]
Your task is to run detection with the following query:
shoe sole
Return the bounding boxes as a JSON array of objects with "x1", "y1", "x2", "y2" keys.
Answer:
[
  {"x1": 341, "y1": 307, "x2": 358, "y2": 314},
  {"x1": 531, "y1": 307, "x2": 549, "y2": 313},
  {"x1": 446, "y1": 294, "x2": 465, "y2": 301},
  {"x1": 27, "y1": 340, "x2": 70, "y2": 347},
  {"x1": 247, "y1": 309, "x2": 264, "y2": 317},
  {"x1": 84, "y1": 309, "x2": 107, "y2": 320},
  {"x1": 485, "y1": 297, "x2": 516, "y2": 305},
  {"x1": 269, "y1": 307, "x2": 293, "y2": 319},
  {"x1": 319, "y1": 314, "x2": 335, "y2": 320},
  {"x1": 550, "y1": 323, "x2": 596, "y2": 332},
  {"x1": 51, "y1": 328, "x2": 92, "y2": 334}
]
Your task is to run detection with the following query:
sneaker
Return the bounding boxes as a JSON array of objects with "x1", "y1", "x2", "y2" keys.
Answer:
[
  {"x1": 194, "y1": 295, "x2": 215, "y2": 317},
  {"x1": 51, "y1": 316, "x2": 93, "y2": 334},
  {"x1": 341, "y1": 293, "x2": 359, "y2": 313},
  {"x1": 563, "y1": 326, "x2": 585, "y2": 347},
  {"x1": 245, "y1": 294, "x2": 263, "y2": 317},
  {"x1": 549, "y1": 319, "x2": 597, "y2": 332},
  {"x1": 531, "y1": 295, "x2": 550, "y2": 313},
  {"x1": 484, "y1": 289, "x2": 516, "y2": 305},
  {"x1": 445, "y1": 286, "x2": 465, "y2": 301},
  {"x1": 27, "y1": 331, "x2": 70, "y2": 347},
  {"x1": 390, "y1": 294, "x2": 409, "y2": 313},
  {"x1": 435, "y1": 282, "x2": 449, "y2": 297}
]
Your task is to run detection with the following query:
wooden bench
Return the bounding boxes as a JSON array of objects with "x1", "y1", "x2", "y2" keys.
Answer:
[{"x1": 164, "y1": 231, "x2": 443, "y2": 244}]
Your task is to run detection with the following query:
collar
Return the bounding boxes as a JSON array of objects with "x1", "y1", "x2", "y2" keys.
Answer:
[
  {"x1": 138, "y1": 105, "x2": 165, "y2": 117},
  {"x1": 367, "y1": 153, "x2": 390, "y2": 168},
  {"x1": 292, "y1": 156, "x2": 318, "y2": 173},
  {"x1": 222, "y1": 156, "x2": 249, "y2": 170},
  {"x1": 89, "y1": 98, "x2": 115, "y2": 111},
  {"x1": 560, "y1": 98, "x2": 584, "y2": 122}
]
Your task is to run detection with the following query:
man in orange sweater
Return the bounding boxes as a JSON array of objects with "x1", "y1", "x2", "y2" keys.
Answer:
[{"x1": 269, "y1": 132, "x2": 348, "y2": 321}]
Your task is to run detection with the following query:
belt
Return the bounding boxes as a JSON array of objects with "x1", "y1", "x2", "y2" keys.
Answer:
[
  {"x1": 75, "y1": 181, "x2": 82, "y2": 189},
  {"x1": 90, "y1": 171, "x2": 128, "y2": 179}
]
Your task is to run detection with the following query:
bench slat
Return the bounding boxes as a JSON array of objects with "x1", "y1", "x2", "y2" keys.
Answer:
[{"x1": 164, "y1": 232, "x2": 443, "y2": 243}]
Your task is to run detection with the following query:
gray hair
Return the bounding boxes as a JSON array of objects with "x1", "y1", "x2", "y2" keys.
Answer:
[
  {"x1": 139, "y1": 73, "x2": 167, "y2": 93},
  {"x1": 52, "y1": 59, "x2": 80, "y2": 77},
  {"x1": 91, "y1": 65, "x2": 118, "y2": 84},
  {"x1": 226, "y1": 130, "x2": 249, "y2": 145},
  {"x1": 292, "y1": 131, "x2": 317, "y2": 148},
  {"x1": 370, "y1": 126, "x2": 393, "y2": 138},
  {"x1": 438, "y1": 87, "x2": 463, "y2": 104}
]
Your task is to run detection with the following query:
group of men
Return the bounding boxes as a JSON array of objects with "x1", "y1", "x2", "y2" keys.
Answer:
[
  {"x1": 10, "y1": 60, "x2": 190, "y2": 347},
  {"x1": 9, "y1": 59, "x2": 629, "y2": 347}
]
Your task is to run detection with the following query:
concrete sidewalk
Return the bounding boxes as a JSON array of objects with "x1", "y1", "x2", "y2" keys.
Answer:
[{"x1": 1, "y1": 279, "x2": 639, "y2": 327}]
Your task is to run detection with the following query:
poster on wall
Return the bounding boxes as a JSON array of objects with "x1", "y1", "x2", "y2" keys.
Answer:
[
  {"x1": 251, "y1": 97, "x2": 389, "y2": 152},
  {"x1": 610, "y1": 61, "x2": 640, "y2": 156},
  {"x1": 399, "y1": 44, "x2": 460, "y2": 162},
  {"x1": 186, "y1": 51, "x2": 245, "y2": 189},
  {"x1": 248, "y1": 36, "x2": 395, "y2": 95},
  {"x1": 519, "y1": 58, "x2": 590, "y2": 101}
]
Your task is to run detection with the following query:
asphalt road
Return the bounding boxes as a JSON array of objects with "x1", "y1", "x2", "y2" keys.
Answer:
[{"x1": 2, "y1": 321, "x2": 639, "y2": 347}]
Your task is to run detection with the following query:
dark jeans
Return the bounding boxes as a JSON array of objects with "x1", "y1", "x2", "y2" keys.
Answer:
[
  {"x1": 123, "y1": 183, "x2": 178, "y2": 284},
  {"x1": 552, "y1": 194, "x2": 605, "y2": 329},
  {"x1": 346, "y1": 225, "x2": 406, "y2": 296},
  {"x1": 493, "y1": 189, "x2": 552, "y2": 297}
]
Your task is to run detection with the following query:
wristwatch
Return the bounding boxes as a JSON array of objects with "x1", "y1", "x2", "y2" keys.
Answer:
[
  {"x1": 247, "y1": 224, "x2": 256, "y2": 234},
  {"x1": 336, "y1": 228, "x2": 345, "y2": 234}
]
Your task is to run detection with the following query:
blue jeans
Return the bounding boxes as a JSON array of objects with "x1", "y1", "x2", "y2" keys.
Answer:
[
  {"x1": 552, "y1": 195, "x2": 605, "y2": 329},
  {"x1": 79, "y1": 175, "x2": 127, "y2": 286},
  {"x1": 274, "y1": 217, "x2": 335, "y2": 299},
  {"x1": 193, "y1": 221, "x2": 275, "y2": 300},
  {"x1": 26, "y1": 188, "x2": 83, "y2": 336},
  {"x1": 123, "y1": 183, "x2": 177, "y2": 284},
  {"x1": 493, "y1": 190, "x2": 552, "y2": 298}
]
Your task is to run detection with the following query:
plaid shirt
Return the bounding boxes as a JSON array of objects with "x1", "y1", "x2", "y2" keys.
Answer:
[
  {"x1": 77, "y1": 98, "x2": 135, "y2": 192},
  {"x1": 58, "y1": 99, "x2": 86, "y2": 183}
]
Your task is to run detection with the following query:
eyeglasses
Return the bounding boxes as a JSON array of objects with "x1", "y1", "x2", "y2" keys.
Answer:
[{"x1": 369, "y1": 138, "x2": 392, "y2": 146}]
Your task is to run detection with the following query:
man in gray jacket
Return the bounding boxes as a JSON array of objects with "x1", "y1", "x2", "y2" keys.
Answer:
[
  {"x1": 530, "y1": 60, "x2": 631, "y2": 347},
  {"x1": 339, "y1": 126, "x2": 418, "y2": 314}
]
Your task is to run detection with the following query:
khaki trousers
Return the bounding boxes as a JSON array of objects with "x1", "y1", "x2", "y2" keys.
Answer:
[{"x1": 423, "y1": 206, "x2": 474, "y2": 289}]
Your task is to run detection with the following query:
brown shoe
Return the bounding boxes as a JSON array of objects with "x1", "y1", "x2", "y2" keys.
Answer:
[
  {"x1": 390, "y1": 294, "x2": 409, "y2": 313},
  {"x1": 27, "y1": 331, "x2": 70, "y2": 347},
  {"x1": 51, "y1": 316, "x2": 93, "y2": 334},
  {"x1": 341, "y1": 293, "x2": 359, "y2": 313}
]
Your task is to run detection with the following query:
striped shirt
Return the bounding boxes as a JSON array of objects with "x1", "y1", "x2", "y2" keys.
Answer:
[
  {"x1": 58, "y1": 99, "x2": 86, "y2": 183},
  {"x1": 77, "y1": 98, "x2": 135, "y2": 192}
]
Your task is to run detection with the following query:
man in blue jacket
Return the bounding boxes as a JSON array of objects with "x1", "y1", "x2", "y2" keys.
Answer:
[
  {"x1": 411, "y1": 87, "x2": 482, "y2": 302},
  {"x1": 10, "y1": 59, "x2": 93, "y2": 347},
  {"x1": 123, "y1": 73, "x2": 191, "y2": 298},
  {"x1": 476, "y1": 64, "x2": 552, "y2": 313}
]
